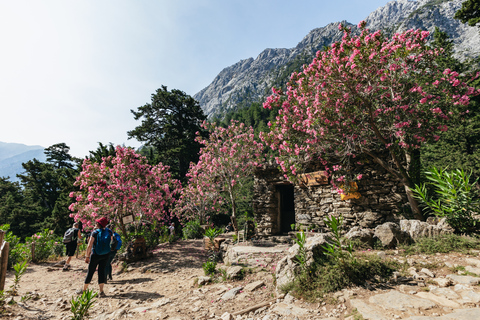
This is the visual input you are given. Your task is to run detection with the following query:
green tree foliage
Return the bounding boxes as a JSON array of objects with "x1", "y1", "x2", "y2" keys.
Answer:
[
  {"x1": 86, "y1": 142, "x2": 116, "y2": 163},
  {"x1": 15, "y1": 144, "x2": 79, "y2": 237},
  {"x1": 0, "y1": 178, "x2": 39, "y2": 239},
  {"x1": 421, "y1": 28, "x2": 480, "y2": 178},
  {"x1": 454, "y1": 0, "x2": 480, "y2": 28},
  {"x1": 128, "y1": 86, "x2": 207, "y2": 181},
  {"x1": 213, "y1": 102, "x2": 278, "y2": 138}
]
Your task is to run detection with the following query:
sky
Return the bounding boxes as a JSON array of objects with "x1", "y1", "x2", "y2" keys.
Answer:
[{"x1": 0, "y1": 0, "x2": 391, "y2": 158}]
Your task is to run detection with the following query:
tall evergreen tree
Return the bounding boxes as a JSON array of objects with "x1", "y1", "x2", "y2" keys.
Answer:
[
  {"x1": 128, "y1": 86, "x2": 207, "y2": 181},
  {"x1": 16, "y1": 143, "x2": 79, "y2": 235},
  {"x1": 454, "y1": 0, "x2": 480, "y2": 28}
]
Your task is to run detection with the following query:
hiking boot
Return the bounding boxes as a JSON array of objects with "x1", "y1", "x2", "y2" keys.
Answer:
[{"x1": 99, "y1": 291, "x2": 106, "y2": 298}]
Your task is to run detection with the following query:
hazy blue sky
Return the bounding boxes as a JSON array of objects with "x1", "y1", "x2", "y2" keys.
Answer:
[{"x1": 0, "y1": 0, "x2": 391, "y2": 158}]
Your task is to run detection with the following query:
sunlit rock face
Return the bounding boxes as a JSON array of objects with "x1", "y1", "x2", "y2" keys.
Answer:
[{"x1": 195, "y1": 0, "x2": 480, "y2": 119}]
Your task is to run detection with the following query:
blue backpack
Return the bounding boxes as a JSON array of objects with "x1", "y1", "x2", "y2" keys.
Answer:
[
  {"x1": 94, "y1": 228, "x2": 112, "y2": 255},
  {"x1": 114, "y1": 232, "x2": 122, "y2": 251}
]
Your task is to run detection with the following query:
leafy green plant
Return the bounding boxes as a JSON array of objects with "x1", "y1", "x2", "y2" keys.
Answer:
[
  {"x1": 182, "y1": 219, "x2": 204, "y2": 240},
  {"x1": 202, "y1": 260, "x2": 217, "y2": 276},
  {"x1": 413, "y1": 167, "x2": 480, "y2": 233},
  {"x1": 294, "y1": 231, "x2": 307, "y2": 270},
  {"x1": 400, "y1": 234, "x2": 480, "y2": 255},
  {"x1": 321, "y1": 215, "x2": 354, "y2": 265},
  {"x1": 26, "y1": 229, "x2": 61, "y2": 262},
  {"x1": 0, "y1": 290, "x2": 5, "y2": 309},
  {"x1": 290, "y1": 223, "x2": 296, "y2": 231},
  {"x1": 286, "y1": 254, "x2": 397, "y2": 300},
  {"x1": 204, "y1": 227, "x2": 223, "y2": 252},
  {"x1": 0, "y1": 225, "x2": 29, "y2": 268},
  {"x1": 9, "y1": 260, "x2": 28, "y2": 295},
  {"x1": 219, "y1": 268, "x2": 228, "y2": 281},
  {"x1": 70, "y1": 289, "x2": 97, "y2": 320}
]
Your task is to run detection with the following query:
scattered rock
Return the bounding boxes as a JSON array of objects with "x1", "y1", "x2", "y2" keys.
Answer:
[
  {"x1": 221, "y1": 286, "x2": 243, "y2": 300},
  {"x1": 374, "y1": 222, "x2": 409, "y2": 248},
  {"x1": 244, "y1": 280, "x2": 265, "y2": 292}
]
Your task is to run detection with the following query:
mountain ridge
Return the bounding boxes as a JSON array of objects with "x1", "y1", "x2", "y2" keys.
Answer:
[
  {"x1": 194, "y1": 0, "x2": 480, "y2": 118},
  {"x1": 0, "y1": 142, "x2": 45, "y2": 182}
]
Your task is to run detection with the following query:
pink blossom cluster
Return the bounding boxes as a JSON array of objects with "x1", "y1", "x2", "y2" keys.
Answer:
[
  {"x1": 176, "y1": 120, "x2": 264, "y2": 224},
  {"x1": 69, "y1": 146, "x2": 181, "y2": 234},
  {"x1": 260, "y1": 22, "x2": 479, "y2": 193}
]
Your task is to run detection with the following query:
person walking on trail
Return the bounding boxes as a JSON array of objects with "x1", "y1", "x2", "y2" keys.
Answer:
[
  {"x1": 77, "y1": 217, "x2": 115, "y2": 297},
  {"x1": 105, "y1": 224, "x2": 122, "y2": 282},
  {"x1": 169, "y1": 222, "x2": 175, "y2": 236},
  {"x1": 63, "y1": 222, "x2": 82, "y2": 271}
]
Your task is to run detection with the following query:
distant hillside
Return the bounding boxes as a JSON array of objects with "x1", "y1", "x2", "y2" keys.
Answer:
[
  {"x1": 0, "y1": 142, "x2": 45, "y2": 182},
  {"x1": 195, "y1": 0, "x2": 480, "y2": 118}
]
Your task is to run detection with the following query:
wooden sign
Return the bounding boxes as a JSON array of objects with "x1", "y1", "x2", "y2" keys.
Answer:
[
  {"x1": 298, "y1": 171, "x2": 328, "y2": 186},
  {"x1": 122, "y1": 215, "x2": 134, "y2": 224},
  {"x1": 340, "y1": 182, "x2": 361, "y2": 200}
]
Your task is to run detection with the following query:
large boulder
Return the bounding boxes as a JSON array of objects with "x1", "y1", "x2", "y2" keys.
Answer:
[
  {"x1": 374, "y1": 222, "x2": 410, "y2": 248},
  {"x1": 400, "y1": 218, "x2": 454, "y2": 240},
  {"x1": 345, "y1": 227, "x2": 375, "y2": 247},
  {"x1": 275, "y1": 233, "x2": 330, "y2": 293}
]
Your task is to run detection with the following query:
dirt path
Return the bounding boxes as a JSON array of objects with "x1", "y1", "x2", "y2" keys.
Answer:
[{"x1": 3, "y1": 239, "x2": 291, "y2": 320}]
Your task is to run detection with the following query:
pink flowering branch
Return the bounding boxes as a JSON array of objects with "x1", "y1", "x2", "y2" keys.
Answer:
[
  {"x1": 177, "y1": 120, "x2": 264, "y2": 232},
  {"x1": 260, "y1": 22, "x2": 479, "y2": 219},
  {"x1": 69, "y1": 146, "x2": 181, "y2": 237}
]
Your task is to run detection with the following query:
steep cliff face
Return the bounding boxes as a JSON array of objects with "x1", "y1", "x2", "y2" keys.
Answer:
[{"x1": 194, "y1": 0, "x2": 480, "y2": 118}]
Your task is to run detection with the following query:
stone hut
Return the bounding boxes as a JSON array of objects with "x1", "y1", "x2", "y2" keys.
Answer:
[{"x1": 253, "y1": 160, "x2": 409, "y2": 237}]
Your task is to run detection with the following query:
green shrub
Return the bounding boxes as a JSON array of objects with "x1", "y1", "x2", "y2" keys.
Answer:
[
  {"x1": 401, "y1": 234, "x2": 480, "y2": 255},
  {"x1": 26, "y1": 229, "x2": 61, "y2": 262},
  {"x1": 70, "y1": 289, "x2": 97, "y2": 320},
  {"x1": 286, "y1": 254, "x2": 398, "y2": 301},
  {"x1": 1, "y1": 225, "x2": 29, "y2": 268},
  {"x1": 202, "y1": 260, "x2": 217, "y2": 276},
  {"x1": 413, "y1": 167, "x2": 480, "y2": 233},
  {"x1": 182, "y1": 220, "x2": 204, "y2": 240}
]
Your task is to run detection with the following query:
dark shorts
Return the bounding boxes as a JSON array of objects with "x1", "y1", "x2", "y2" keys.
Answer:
[{"x1": 65, "y1": 241, "x2": 77, "y2": 257}]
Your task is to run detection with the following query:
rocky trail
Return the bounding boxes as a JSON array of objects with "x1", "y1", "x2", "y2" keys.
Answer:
[{"x1": 3, "y1": 238, "x2": 480, "y2": 320}]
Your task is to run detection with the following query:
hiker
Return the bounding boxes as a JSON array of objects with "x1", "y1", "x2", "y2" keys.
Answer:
[
  {"x1": 105, "y1": 224, "x2": 122, "y2": 282},
  {"x1": 168, "y1": 222, "x2": 175, "y2": 236},
  {"x1": 63, "y1": 222, "x2": 82, "y2": 270},
  {"x1": 78, "y1": 217, "x2": 116, "y2": 297},
  {"x1": 225, "y1": 222, "x2": 234, "y2": 232}
]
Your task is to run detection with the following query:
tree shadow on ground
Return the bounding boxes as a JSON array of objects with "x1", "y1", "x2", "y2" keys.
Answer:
[
  {"x1": 139, "y1": 239, "x2": 209, "y2": 271},
  {"x1": 110, "y1": 290, "x2": 163, "y2": 301},
  {"x1": 108, "y1": 277, "x2": 154, "y2": 285}
]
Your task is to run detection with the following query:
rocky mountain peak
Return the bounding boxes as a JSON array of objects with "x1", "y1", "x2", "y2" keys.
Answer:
[{"x1": 194, "y1": 0, "x2": 480, "y2": 119}]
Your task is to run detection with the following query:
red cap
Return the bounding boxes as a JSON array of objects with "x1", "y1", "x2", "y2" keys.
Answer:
[{"x1": 95, "y1": 217, "x2": 108, "y2": 228}]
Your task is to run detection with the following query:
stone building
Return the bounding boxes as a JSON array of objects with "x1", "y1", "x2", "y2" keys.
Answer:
[{"x1": 253, "y1": 160, "x2": 409, "y2": 237}]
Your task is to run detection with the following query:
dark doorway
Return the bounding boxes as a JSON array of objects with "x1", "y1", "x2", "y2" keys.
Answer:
[{"x1": 276, "y1": 184, "x2": 295, "y2": 233}]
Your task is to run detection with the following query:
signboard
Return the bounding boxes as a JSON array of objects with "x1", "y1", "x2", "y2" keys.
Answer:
[
  {"x1": 298, "y1": 171, "x2": 328, "y2": 187},
  {"x1": 122, "y1": 215, "x2": 134, "y2": 224},
  {"x1": 340, "y1": 182, "x2": 361, "y2": 200}
]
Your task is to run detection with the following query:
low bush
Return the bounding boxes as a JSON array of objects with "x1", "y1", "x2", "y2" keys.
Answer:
[
  {"x1": 401, "y1": 233, "x2": 480, "y2": 255},
  {"x1": 182, "y1": 219, "x2": 204, "y2": 240},
  {"x1": 285, "y1": 254, "x2": 398, "y2": 301},
  {"x1": 202, "y1": 260, "x2": 217, "y2": 276}
]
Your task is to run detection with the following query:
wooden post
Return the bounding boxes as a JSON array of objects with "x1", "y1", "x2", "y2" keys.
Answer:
[
  {"x1": 0, "y1": 241, "x2": 9, "y2": 291},
  {"x1": 0, "y1": 230, "x2": 4, "y2": 245},
  {"x1": 31, "y1": 242, "x2": 35, "y2": 262}
]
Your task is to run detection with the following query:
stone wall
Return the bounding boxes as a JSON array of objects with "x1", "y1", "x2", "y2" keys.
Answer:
[{"x1": 253, "y1": 160, "x2": 409, "y2": 236}]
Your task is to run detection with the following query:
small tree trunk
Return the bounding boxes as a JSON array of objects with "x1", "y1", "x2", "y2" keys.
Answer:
[
  {"x1": 404, "y1": 184, "x2": 424, "y2": 221},
  {"x1": 230, "y1": 192, "x2": 239, "y2": 240}
]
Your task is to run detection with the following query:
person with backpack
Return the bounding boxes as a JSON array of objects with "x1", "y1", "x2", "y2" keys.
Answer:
[
  {"x1": 77, "y1": 217, "x2": 116, "y2": 297},
  {"x1": 63, "y1": 222, "x2": 82, "y2": 271},
  {"x1": 105, "y1": 224, "x2": 122, "y2": 282}
]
